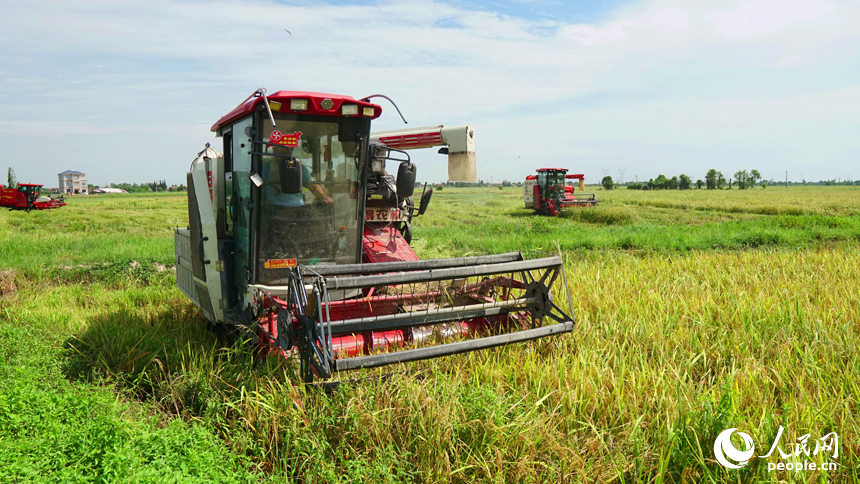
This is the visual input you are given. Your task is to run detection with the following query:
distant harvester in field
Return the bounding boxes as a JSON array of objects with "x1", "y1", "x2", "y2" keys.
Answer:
[
  {"x1": 0, "y1": 183, "x2": 66, "y2": 211},
  {"x1": 524, "y1": 168, "x2": 598, "y2": 216}
]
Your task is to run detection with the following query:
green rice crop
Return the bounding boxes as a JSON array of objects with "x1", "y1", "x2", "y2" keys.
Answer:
[{"x1": 0, "y1": 187, "x2": 858, "y2": 482}]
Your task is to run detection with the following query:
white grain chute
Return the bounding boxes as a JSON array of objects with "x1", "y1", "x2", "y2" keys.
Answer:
[{"x1": 370, "y1": 124, "x2": 476, "y2": 182}]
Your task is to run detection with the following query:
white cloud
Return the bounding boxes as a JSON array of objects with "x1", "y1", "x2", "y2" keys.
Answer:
[
  {"x1": 711, "y1": 0, "x2": 833, "y2": 40},
  {"x1": 0, "y1": 0, "x2": 858, "y2": 185}
]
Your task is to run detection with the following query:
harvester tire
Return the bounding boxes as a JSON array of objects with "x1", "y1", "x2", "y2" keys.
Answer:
[{"x1": 401, "y1": 220, "x2": 413, "y2": 244}]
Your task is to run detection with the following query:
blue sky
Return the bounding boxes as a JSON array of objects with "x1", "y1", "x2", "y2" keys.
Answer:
[{"x1": 1, "y1": 0, "x2": 859, "y2": 187}]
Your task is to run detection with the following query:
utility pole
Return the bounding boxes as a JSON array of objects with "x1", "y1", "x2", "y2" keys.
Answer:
[
  {"x1": 786, "y1": 170, "x2": 788, "y2": 189},
  {"x1": 618, "y1": 169, "x2": 626, "y2": 185}
]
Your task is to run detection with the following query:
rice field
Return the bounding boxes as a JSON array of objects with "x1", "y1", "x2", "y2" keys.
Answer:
[{"x1": 0, "y1": 187, "x2": 858, "y2": 482}]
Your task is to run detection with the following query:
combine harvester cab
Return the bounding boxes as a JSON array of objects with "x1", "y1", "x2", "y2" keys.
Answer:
[
  {"x1": 175, "y1": 89, "x2": 574, "y2": 383},
  {"x1": 524, "y1": 168, "x2": 598, "y2": 216},
  {"x1": 0, "y1": 183, "x2": 66, "y2": 211}
]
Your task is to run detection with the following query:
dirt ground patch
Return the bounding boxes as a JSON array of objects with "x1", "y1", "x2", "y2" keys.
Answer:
[{"x1": 0, "y1": 270, "x2": 16, "y2": 298}]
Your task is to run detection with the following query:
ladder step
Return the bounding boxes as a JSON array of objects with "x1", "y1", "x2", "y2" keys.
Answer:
[{"x1": 333, "y1": 321, "x2": 573, "y2": 372}]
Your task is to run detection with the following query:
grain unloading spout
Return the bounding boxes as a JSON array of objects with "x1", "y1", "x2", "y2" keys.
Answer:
[
  {"x1": 252, "y1": 253, "x2": 574, "y2": 382},
  {"x1": 370, "y1": 125, "x2": 476, "y2": 182}
]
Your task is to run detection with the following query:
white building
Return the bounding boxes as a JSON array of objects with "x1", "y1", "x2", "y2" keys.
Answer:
[
  {"x1": 92, "y1": 188, "x2": 128, "y2": 194},
  {"x1": 58, "y1": 170, "x2": 88, "y2": 195}
]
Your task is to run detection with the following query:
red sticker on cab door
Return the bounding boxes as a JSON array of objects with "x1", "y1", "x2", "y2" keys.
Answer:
[{"x1": 269, "y1": 131, "x2": 302, "y2": 147}]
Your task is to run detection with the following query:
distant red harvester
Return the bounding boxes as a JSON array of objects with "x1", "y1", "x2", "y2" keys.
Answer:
[
  {"x1": 0, "y1": 183, "x2": 66, "y2": 211},
  {"x1": 523, "y1": 168, "x2": 598, "y2": 216}
]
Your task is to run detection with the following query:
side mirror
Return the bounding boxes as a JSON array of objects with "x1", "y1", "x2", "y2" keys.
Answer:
[
  {"x1": 418, "y1": 187, "x2": 433, "y2": 216},
  {"x1": 396, "y1": 162, "x2": 416, "y2": 198},
  {"x1": 280, "y1": 159, "x2": 303, "y2": 194}
]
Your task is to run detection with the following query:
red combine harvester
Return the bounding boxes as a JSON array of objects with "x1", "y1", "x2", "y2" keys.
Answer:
[
  {"x1": 175, "y1": 88, "x2": 574, "y2": 383},
  {"x1": 0, "y1": 183, "x2": 66, "y2": 211},
  {"x1": 524, "y1": 168, "x2": 598, "y2": 216}
]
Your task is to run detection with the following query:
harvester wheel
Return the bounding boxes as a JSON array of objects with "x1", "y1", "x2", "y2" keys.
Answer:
[
  {"x1": 276, "y1": 308, "x2": 294, "y2": 352},
  {"x1": 296, "y1": 314, "x2": 332, "y2": 382},
  {"x1": 400, "y1": 220, "x2": 412, "y2": 244}
]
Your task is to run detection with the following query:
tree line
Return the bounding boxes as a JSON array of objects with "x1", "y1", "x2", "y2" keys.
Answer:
[
  {"x1": 602, "y1": 169, "x2": 766, "y2": 190},
  {"x1": 105, "y1": 180, "x2": 186, "y2": 193}
]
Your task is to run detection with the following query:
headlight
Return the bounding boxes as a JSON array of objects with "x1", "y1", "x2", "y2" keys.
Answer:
[
  {"x1": 363, "y1": 107, "x2": 375, "y2": 117},
  {"x1": 341, "y1": 104, "x2": 358, "y2": 116},
  {"x1": 290, "y1": 99, "x2": 308, "y2": 111}
]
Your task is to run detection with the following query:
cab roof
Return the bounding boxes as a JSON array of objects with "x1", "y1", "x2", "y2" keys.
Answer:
[{"x1": 211, "y1": 91, "x2": 383, "y2": 133}]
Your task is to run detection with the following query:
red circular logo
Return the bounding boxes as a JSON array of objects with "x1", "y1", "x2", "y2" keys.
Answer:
[{"x1": 269, "y1": 130, "x2": 283, "y2": 143}]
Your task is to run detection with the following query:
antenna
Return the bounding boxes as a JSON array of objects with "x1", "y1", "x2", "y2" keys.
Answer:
[{"x1": 360, "y1": 94, "x2": 408, "y2": 124}]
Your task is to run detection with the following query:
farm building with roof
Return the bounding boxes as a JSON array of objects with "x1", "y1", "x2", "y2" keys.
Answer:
[{"x1": 58, "y1": 170, "x2": 88, "y2": 195}]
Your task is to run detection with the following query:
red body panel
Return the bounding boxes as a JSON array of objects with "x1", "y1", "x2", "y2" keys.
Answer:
[
  {"x1": 361, "y1": 223, "x2": 420, "y2": 263},
  {"x1": 0, "y1": 187, "x2": 18, "y2": 206}
]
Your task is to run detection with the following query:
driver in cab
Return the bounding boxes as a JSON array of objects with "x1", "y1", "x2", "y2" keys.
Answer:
[
  {"x1": 263, "y1": 157, "x2": 333, "y2": 207},
  {"x1": 260, "y1": 156, "x2": 335, "y2": 261}
]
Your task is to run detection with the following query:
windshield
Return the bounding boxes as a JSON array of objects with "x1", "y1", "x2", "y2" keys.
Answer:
[
  {"x1": 543, "y1": 171, "x2": 566, "y2": 198},
  {"x1": 256, "y1": 115, "x2": 367, "y2": 284}
]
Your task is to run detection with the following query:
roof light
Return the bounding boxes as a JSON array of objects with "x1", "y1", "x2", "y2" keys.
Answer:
[
  {"x1": 321, "y1": 98, "x2": 334, "y2": 110},
  {"x1": 290, "y1": 99, "x2": 308, "y2": 111},
  {"x1": 268, "y1": 101, "x2": 282, "y2": 112},
  {"x1": 341, "y1": 104, "x2": 358, "y2": 116},
  {"x1": 363, "y1": 107, "x2": 375, "y2": 117}
]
